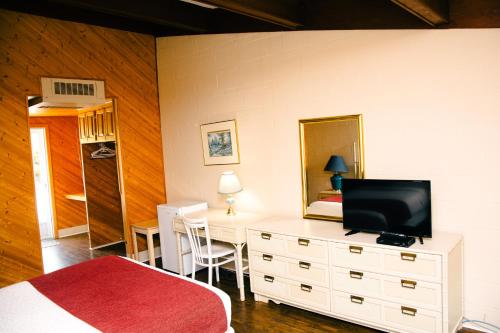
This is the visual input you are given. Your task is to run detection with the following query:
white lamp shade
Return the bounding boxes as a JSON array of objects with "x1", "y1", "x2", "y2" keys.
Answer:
[{"x1": 218, "y1": 171, "x2": 242, "y2": 194}]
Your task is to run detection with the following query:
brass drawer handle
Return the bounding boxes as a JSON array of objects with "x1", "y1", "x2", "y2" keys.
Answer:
[
  {"x1": 350, "y1": 295, "x2": 364, "y2": 304},
  {"x1": 401, "y1": 306, "x2": 417, "y2": 316},
  {"x1": 298, "y1": 238, "x2": 310, "y2": 246},
  {"x1": 349, "y1": 271, "x2": 364, "y2": 279},
  {"x1": 401, "y1": 252, "x2": 417, "y2": 261},
  {"x1": 300, "y1": 284, "x2": 312, "y2": 292},
  {"x1": 401, "y1": 279, "x2": 417, "y2": 289},
  {"x1": 264, "y1": 275, "x2": 274, "y2": 282},
  {"x1": 262, "y1": 254, "x2": 273, "y2": 261},
  {"x1": 349, "y1": 245, "x2": 363, "y2": 254},
  {"x1": 261, "y1": 232, "x2": 272, "y2": 240},
  {"x1": 299, "y1": 261, "x2": 311, "y2": 269}
]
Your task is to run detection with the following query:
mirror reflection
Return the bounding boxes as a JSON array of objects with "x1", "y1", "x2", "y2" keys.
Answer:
[{"x1": 299, "y1": 115, "x2": 364, "y2": 221}]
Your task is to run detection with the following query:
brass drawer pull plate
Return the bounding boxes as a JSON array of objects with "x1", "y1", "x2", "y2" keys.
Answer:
[
  {"x1": 350, "y1": 295, "x2": 364, "y2": 304},
  {"x1": 349, "y1": 271, "x2": 364, "y2": 279},
  {"x1": 401, "y1": 279, "x2": 417, "y2": 289},
  {"x1": 300, "y1": 284, "x2": 312, "y2": 292},
  {"x1": 401, "y1": 306, "x2": 417, "y2": 316},
  {"x1": 349, "y1": 245, "x2": 363, "y2": 254},
  {"x1": 298, "y1": 238, "x2": 310, "y2": 246},
  {"x1": 299, "y1": 261, "x2": 311, "y2": 269},
  {"x1": 401, "y1": 252, "x2": 417, "y2": 261},
  {"x1": 261, "y1": 233, "x2": 272, "y2": 240},
  {"x1": 262, "y1": 254, "x2": 273, "y2": 261},
  {"x1": 264, "y1": 275, "x2": 274, "y2": 282}
]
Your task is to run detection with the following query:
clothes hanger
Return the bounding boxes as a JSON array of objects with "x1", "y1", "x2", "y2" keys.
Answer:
[{"x1": 90, "y1": 143, "x2": 116, "y2": 159}]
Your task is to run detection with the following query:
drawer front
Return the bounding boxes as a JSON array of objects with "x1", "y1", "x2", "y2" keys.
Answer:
[
  {"x1": 383, "y1": 277, "x2": 442, "y2": 310},
  {"x1": 331, "y1": 267, "x2": 382, "y2": 298},
  {"x1": 383, "y1": 250, "x2": 442, "y2": 283},
  {"x1": 288, "y1": 282, "x2": 330, "y2": 312},
  {"x1": 383, "y1": 303, "x2": 442, "y2": 333},
  {"x1": 250, "y1": 251, "x2": 288, "y2": 277},
  {"x1": 331, "y1": 291, "x2": 382, "y2": 325},
  {"x1": 287, "y1": 259, "x2": 329, "y2": 288},
  {"x1": 252, "y1": 272, "x2": 288, "y2": 299},
  {"x1": 248, "y1": 230, "x2": 286, "y2": 255},
  {"x1": 330, "y1": 242, "x2": 383, "y2": 271},
  {"x1": 286, "y1": 236, "x2": 328, "y2": 264}
]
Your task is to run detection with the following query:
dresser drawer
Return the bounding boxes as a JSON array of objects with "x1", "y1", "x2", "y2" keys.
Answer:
[
  {"x1": 383, "y1": 276, "x2": 442, "y2": 310},
  {"x1": 252, "y1": 272, "x2": 288, "y2": 300},
  {"x1": 288, "y1": 280, "x2": 330, "y2": 312},
  {"x1": 383, "y1": 250, "x2": 442, "y2": 283},
  {"x1": 383, "y1": 303, "x2": 442, "y2": 333},
  {"x1": 248, "y1": 230, "x2": 286, "y2": 255},
  {"x1": 251, "y1": 251, "x2": 329, "y2": 287},
  {"x1": 285, "y1": 236, "x2": 328, "y2": 264},
  {"x1": 331, "y1": 267, "x2": 382, "y2": 298},
  {"x1": 331, "y1": 291, "x2": 382, "y2": 325},
  {"x1": 250, "y1": 252, "x2": 288, "y2": 277},
  {"x1": 330, "y1": 242, "x2": 383, "y2": 271}
]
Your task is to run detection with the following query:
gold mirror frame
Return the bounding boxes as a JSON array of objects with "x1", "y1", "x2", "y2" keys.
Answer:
[{"x1": 299, "y1": 115, "x2": 365, "y2": 222}]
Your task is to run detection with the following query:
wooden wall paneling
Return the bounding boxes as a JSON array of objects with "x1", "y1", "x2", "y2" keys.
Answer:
[
  {"x1": 81, "y1": 143, "x2": 124, "y2": 248},
  {"x1": 0, "y1": 9, "x2": 166, "y2": 286},
  {"x1": 29, "y1": 117, "x2": 87, "y2": 233}
]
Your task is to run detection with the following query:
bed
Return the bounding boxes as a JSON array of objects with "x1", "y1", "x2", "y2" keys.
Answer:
[
  {"x1": 0, "y1": 256, "x2": 233, "y2": 333},
  {"x1": 306, "y1": 195, "x2": 343, "y2": 217}
]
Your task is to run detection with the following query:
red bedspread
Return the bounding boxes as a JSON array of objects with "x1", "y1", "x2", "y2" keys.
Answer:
[{"x1": 29, "y1": 256, "x2": 228, "y2": 333}]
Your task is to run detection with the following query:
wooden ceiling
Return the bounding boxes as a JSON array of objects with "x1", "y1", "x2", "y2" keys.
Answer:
[{"x1": 1, "y1": 0, "x2": 500, "y2": 36}]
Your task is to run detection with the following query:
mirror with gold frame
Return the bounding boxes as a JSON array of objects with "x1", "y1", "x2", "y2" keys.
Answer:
[{"x1": 299, "y1": 115, "x2": 365, "y2": 221}]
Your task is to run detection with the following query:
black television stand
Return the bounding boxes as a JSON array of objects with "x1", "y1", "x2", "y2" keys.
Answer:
[
  {"x1": 419, "y1": 237, "x2": 424, "y2": 245},
  {"x1": 345, "y1": 230, "x2": 360, "y2": 236}
]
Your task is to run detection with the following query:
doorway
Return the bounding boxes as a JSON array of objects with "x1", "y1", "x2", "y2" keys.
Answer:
[{"x1": 29, "y1": 127, "x2": 55, "y2": 241}]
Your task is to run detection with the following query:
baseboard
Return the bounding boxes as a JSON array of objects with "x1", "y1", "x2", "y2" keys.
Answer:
[
  {"x1": 58, "y1": 224, "x2": 88, "y2": 238},
  {"x1": 136, "y1": 246, "x2": 161, "y2": 263}
]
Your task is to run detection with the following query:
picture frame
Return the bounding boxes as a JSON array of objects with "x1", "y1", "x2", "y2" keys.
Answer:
[{"x1": 200, "y1": 120, "x2": 240, "y2": 165}]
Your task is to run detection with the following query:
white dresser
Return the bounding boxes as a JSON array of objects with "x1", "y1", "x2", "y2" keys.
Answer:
[{"x1": 247, "y1": 218, "x2": 463, "y2": 333}]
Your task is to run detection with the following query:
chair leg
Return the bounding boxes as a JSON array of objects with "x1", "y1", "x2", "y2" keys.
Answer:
[
  {"x1": 191, "y1": 257, "x2": 196, "y2": 281},
  {"x1": 208, "y1": 263, "x2": 213, "y2": 286},
  {"x1": 215, "y1": 258, "x2": 220, "y2": 282}
]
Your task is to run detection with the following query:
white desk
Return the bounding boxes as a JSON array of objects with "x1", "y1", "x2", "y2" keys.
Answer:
[{"x1": 173, "y1": 208, "x2": 265, "y2": 301}]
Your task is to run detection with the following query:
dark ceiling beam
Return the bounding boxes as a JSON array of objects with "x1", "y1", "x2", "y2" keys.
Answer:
[
  {"x1": 193, "y1": 0, "x2": 302, "y2": 29},
  {"x1": 49, "y1": 0, "x2": 211, "y2": 33},
  {"x1": 390, "y1": 0, "x2": 449, "y2": 27}
]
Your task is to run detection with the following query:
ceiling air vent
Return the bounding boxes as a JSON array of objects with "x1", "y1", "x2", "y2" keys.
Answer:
[{"x1": 40, "y1": 77, "x2": 105, "y2": 108}]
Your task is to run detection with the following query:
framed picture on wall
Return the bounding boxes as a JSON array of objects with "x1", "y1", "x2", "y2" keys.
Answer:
[{"x1": 200, "y1": 120, "x2": 240, "y2": 165}]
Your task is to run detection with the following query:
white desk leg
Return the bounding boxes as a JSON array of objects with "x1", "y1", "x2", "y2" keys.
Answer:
[
  {"x1": 176, "y1": 231, "x2": 185, "y2": 276},
  {"x1": 236, "y1": 243, "x2": 245, "y2": 301},
  {"x1": 131, "y1": 228, "x2": 139, "y2": 261},
  {"x1": 147, "y1": 230, "x2": 155, "y2": 267}
]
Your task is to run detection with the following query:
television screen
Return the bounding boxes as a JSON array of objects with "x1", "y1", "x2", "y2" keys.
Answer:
[{"x1": 342, "y1": 179, "x2": 431, "y2": 237}]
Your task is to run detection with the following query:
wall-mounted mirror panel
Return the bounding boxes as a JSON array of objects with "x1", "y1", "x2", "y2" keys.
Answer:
[{"x1": 299, "y1": 115, "x2": 364, "y2": 221}]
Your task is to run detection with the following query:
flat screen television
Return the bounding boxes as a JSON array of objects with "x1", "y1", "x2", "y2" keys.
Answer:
[{"x1": 342, "y1": 179, "x2": 432, "y2": 238}]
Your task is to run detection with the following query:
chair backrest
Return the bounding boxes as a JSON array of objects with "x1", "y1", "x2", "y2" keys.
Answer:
[{"x1": 182, "y1": 216, "x2": 211, "y2": 265}]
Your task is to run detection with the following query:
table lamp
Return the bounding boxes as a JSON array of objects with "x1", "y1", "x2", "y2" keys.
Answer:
[
  {"x1": 218, "y1": 171, "x2": 242, "y2": 215},
  {"x1": 324, "y1": 155, "x2": 348, "y2": 193}
]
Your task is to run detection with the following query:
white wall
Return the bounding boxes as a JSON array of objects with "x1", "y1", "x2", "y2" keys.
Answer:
[{"x1": 157, "y1": 29, "x2": 500, "y2": 326}]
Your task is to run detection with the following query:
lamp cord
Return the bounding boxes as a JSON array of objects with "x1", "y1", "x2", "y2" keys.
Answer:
[{"x1": 462, "y1": 317, "x2": 500, "y2": 333}]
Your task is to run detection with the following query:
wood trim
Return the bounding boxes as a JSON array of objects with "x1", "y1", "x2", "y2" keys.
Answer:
[{"x1": 390, "y1": 0, "x2": 448, "y2": 27}]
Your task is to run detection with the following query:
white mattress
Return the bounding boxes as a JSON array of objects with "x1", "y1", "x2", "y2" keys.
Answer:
[
  {"x1": 0, "y1": 257, "x2": 233, "y2": 333},
  {"x1": 306, "y1": 200, "x2": 343, "y2": 217}
]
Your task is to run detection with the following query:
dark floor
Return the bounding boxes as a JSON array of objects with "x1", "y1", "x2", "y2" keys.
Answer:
[{"x1": 44, "y1": 234, "x2": 477, "y2": 333}]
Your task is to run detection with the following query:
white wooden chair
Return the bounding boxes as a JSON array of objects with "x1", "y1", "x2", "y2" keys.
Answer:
[{"x1": 183, "y1": 216, "x2": 240, "y2": 287}]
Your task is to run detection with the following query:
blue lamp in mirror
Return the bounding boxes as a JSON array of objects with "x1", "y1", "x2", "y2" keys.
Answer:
[{"x1": 324, "y1": 155, "x2": 348, "y2": 193}]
